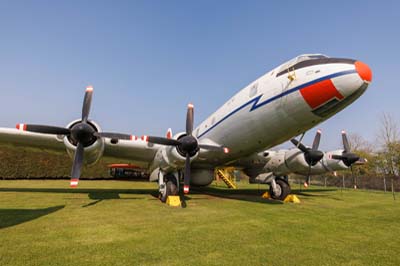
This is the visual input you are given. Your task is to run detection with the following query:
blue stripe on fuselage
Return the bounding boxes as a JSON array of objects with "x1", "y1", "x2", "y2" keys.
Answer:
[{"x1": 197, "y1": 69, "x2": 357, "y2": 139}]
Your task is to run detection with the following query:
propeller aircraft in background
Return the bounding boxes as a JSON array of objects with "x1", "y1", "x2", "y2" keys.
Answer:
[{"x1": 0, "y1": 54, "x2": 372, "y2": 202}]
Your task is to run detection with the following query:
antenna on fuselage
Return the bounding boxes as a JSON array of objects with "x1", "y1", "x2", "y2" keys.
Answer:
[{"x1": 296, "y1": 132, "x2": 306, "y2": 148}]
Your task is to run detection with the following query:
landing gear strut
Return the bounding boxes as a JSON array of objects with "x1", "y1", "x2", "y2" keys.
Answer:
[
  {"x1": 269, "y1": 178, "x2": 291, "y2": 200},
  {"x1": 159, "y1": 172, "x2": 179, "y2": 203}
]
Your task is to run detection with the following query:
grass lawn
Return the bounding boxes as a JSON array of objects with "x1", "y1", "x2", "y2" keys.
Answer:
[{"x1": 0, "y1": 180, "x2": 399, "y2": 266}]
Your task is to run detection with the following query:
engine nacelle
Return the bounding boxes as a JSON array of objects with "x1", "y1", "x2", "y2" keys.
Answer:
[
  {"x1": 150, "y1": 132, "x2": 199, "y2": 173},
  {"x1": 63, "y1": 119, "x2": 105, "y2": 165},
  {"x1": 263, "y1": 149, "x2": 310, "y2": 176},
  {"x1": 282, "y1": 149, "x2": 310, "y2": 174},
  {"x1": 264, "y1": 149, "x2": 349, "y2": 176},
  {"x1": 249, "y1": 147, "x2": 352, "y2": 181},
  {"x1": 262, "y1": 150, "x2": 288, "y2": 175},
  {"x1": 190, "y1": 169, "x2": 214, "y2": 186}
]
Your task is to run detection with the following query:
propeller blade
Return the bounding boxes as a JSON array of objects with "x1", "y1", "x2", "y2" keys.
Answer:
[
  {"x1": 186, "y1": 103, "x2": 194, "y2": 136},
  {"x1": 331, "y1": 153, "x2": 359, "y2": 166},
  {"x1": 183, "y1": 153, "x2": 191, "y2": 194},
  {"x1": 70, "y1": 142, "x2": 84, "y2": 188},
  {"x1": 94, "y1": 132, "x2": 132, "y2": 140},
  {"x1": 292, "y1": 130, "x2": 324, "y2": 166},
  {"x1": 330, "y1": 132, "x2": 360, "y2": 167},
  {"x1": 199, "y1": 144, "x2": 230, "y2": 153},
  {"x1": 312, "y1": 129, "x2": 322, "y2": 150},
  {"x1": 82, "y1": 86, "x2": 93, "y2": 122},
  {"x1": 23, "y1": 124, "x2": 71, "y2": 135},
  {"x1": 343, "y1": 153, "x2": 360, "y2": 166},
  {"x1": 147, "y1": 136, "x2": 180, "y2": 146},
  {"x1": 351, "y1": 165, "x2": 355, "y2": 188},
  {"x1": 341, "y1": 130, "x2": 350, "y2": 153},
  {"x1": 331, "y1": 154, "x2": 345, "y2": 160},
  {"x1": 290, "y1": 138, "x2": 308, "y2": 153},
  {"x1": 304, "y1": 164, "x2": 311, "y2": 188}
]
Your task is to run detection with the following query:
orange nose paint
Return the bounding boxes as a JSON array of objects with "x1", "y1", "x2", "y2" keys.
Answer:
[
  {"x1": 355, "y1": 61, "x2": 372, "y2": 82},
  {"x1": 300, "y1": 79, "x2": 344, "y2": 109}
]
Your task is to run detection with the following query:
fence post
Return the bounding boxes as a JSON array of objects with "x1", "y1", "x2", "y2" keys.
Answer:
[
  {"x1": 384, "y1": 177, "x2": 387, "y2": 192},
  {"x1": 392, "y1": 178, "x2": 396, "y2": 201},
  {"x1": 342, "y1": 175, "x2": 345, "y2": 189}
]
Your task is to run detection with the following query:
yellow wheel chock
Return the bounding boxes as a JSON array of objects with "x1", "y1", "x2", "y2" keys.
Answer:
[
  {"x1": 166, "y1": 196, "x2": 181, "y2": 207},
  {"x1": 262, "y1": 192, "x2": 301, "y2": 203}
]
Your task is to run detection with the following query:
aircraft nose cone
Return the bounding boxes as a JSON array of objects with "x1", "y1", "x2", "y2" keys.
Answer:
[{"x1": 355, "y1": 61, "x2": 372, "y2": 82}]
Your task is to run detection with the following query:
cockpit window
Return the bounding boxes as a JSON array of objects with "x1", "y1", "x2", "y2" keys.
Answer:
[
  {"x1": 276, "y1": 55, "x2": 355, "y2": 78},
  {"x1": 297, "y1": 54, "x2": 328, "y2": 60},
  {"x1": 278, "y1": 54, "x2": 328, "y2": 74},
  {"x1": 275, "y1": 54, "x2": 359, "y2": 78}
]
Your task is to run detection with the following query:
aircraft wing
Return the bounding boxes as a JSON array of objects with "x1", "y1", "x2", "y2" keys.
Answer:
[
  {"x1": 0, "y1": 127, "x2": 65, "y2": 152},
  {"x1": 102, "y1": 139, "x2": 158, "y2": 168},
  {"x1": 0, "y1": 127, "x2": 158, "y2": 168}
]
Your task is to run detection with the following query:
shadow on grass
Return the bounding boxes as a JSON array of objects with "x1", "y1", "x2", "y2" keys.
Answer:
[
  {"x1": 83, "y1": 192, "x2": 143, "y2": 207},
  {"x1": 0, "y1": 188, "x2": 157, "y2": 208},
  {"x1": 291, "y1": 188, "x2": 338, "y2": 198},
  {"x1": 0, "y1": 187, "x2": 339, "y2": 206},
  {"x1": 0, "y1": 187, "x2": 156, "y2": 195},
  {"x1": 189, "y1": 187, "x2": 339, "y2": 204},
  {"x1": 0, "y1": 205, "x2": 65, "y2": 229},
  {"x1": 191, "y1": 187, "x2": 284, "y2": 205}
]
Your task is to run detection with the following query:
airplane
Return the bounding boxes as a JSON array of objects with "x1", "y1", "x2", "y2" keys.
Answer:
[
  {"x1": 0, "y1": 54, "x2": 372, "y2": 202},
  {"x1": 237, "y1": 129, "x2": 364, "y2": 199}
]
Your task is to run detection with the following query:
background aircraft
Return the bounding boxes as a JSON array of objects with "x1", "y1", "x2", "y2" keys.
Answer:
[{"x1": 0, "y1": 54, "x2": 372, "y2": 202}]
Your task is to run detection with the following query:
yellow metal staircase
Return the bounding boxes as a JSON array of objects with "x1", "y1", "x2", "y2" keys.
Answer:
[{"x1": 215, "y1": 167, "x2": 237, "y2": 189}]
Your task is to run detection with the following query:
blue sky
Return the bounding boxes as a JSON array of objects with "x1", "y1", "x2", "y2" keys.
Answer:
[{"x1": 0, "y1": 0, "x2": 398, "y2": 150}]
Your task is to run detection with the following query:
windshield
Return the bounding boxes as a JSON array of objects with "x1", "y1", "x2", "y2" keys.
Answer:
[{"x1": 278, "y1": 54, "x2": 328, "y2": 73}]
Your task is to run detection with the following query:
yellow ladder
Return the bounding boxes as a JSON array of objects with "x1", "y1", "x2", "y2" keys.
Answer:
[{"x1": 215, "y1": 167, "x2": 237, "y2": 189}]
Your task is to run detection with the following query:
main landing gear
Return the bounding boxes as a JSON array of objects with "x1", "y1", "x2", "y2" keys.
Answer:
[
  {"x1": 158, "y1": 171, "x2": 179, "y2": 203},
  {"x1": 269, "y1": 177, "x2": 291, "y2": 201}
]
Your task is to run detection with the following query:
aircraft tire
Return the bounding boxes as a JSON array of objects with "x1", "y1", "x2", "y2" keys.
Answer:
[
  {"x1": 269, "y1": 179, "x2": 291, "y2": 201},
  {"x1": 160, "y1": 178, "x2": 178, "y2": 203}
]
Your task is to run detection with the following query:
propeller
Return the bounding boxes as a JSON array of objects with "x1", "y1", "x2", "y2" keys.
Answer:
[
  {"x1": 331, "y1": 131, "x2": 360, "y2": 167},
  {"x1": 331, "y1": 131, "x2": 360, "y2": 188},
  {"x1": 290, "y1": 129, "x2": 324, "y2": 187},
  {"x1": 18, "y1": 86, "x2": 131, "y2": 187},
  {"x1": 146, "y1": 103, "x2": 229, "y2": 194}
]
